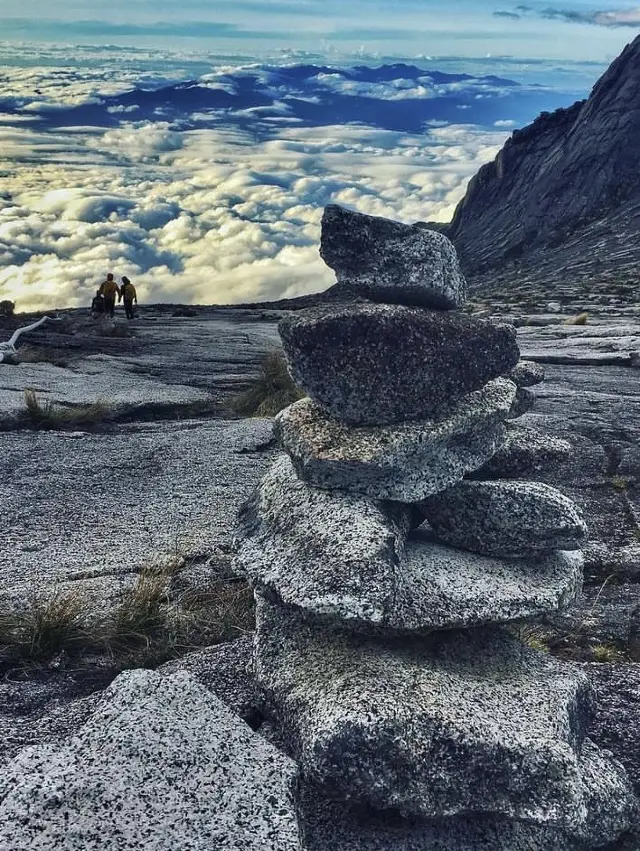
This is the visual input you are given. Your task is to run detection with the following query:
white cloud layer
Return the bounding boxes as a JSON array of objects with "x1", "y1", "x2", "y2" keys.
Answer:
[{"x1": 0, "y1": 117, "x2": 506, "y2": 310}]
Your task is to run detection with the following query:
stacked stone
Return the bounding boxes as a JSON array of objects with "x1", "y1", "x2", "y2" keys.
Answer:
[{"x1": 234, "y1": 206, "x2": 637, "y2": 850}]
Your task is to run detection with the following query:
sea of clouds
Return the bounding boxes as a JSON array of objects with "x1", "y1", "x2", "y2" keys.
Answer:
[{"x1": 0, "y1": 45, "x2": 599, "y2": 310}]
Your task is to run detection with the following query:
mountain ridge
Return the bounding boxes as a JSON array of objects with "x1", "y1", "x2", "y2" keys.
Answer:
[{"x1": 442, "y1": 34, "x2": 640, "y2": 306}]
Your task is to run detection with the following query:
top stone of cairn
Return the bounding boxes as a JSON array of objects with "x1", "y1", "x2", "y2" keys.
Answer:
[{"x1": 320, "y1": 205, "x2": 466, "y2": 310}]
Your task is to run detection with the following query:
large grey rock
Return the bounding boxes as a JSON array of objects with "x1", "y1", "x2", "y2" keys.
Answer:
[
  {"x1": 420, "y1": 480, "x2": 587, "y2": 557},
  {"x1": 0, "y1": 669, "x2": 299, "y2": 851},
  {"x1": 393, "y1": 531, "x2": 583, "y2": 630},
  {"x1": 298, "y1": 755, "x2": 638, "y2": 851},
  {"x1": 469, "y1": 425, "x2": 572, "y2": 479},
  {"x1": 320, "y1": 205, "x2": 467, "y2": 309},
  {"x1": 275, "y1": 379, "x2": 516, "y2": 500},
  {"x1": 233, "y1": 455, "x2": 412, "y2": 626},
  {"x1": 237, "y1": 463, "x2": 581, "y2": 627},
  {"x1": 278, "y1": 303, "x2": 520, "y2": 425},
  {"x1": 587, "y1": 663, "x2": 640, "y2": 796},
  {"x1": 508, "y1": 386, "x2": 536, "y2": 419},
  {"x1": 255, "y1": 595, "x2": 605, "y2": 829}
]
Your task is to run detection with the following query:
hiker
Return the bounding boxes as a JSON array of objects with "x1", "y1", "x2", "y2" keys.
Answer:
[
  {"x1": 119, "y1": 276, "x2": 137, "y2": 320},
  {"x1": 98, "y1": 273, "x2": 120, "y2": 319},
  {"x1": 91, "y1": 289, "x2": 105, "y2": 318}
]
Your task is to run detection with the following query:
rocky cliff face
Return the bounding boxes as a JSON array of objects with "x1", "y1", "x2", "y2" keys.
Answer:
[{"x1": 445, "y1": 35, "x2": 640, "y2": 302}]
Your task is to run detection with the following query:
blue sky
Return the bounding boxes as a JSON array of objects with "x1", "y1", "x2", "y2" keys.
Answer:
[{"x1": 0, "y1": 0, "x2": 637, "y2": 61}]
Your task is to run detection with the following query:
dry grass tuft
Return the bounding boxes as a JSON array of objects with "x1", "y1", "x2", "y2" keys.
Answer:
[
  {"x1": 0, "y1": 560, "x2": 255, "y2": 671},
  {"x1": 564, "y1": 312, "x2": 589, "y2": 326},
  {"x1": 0, "y1": 590, "x2": 89, "y2": 660},
  {"x1": 22, "y1": 389, "x2": 110, "y2": 430},
  {"x1": 232, "y1": 349, "x2": 304, "y2": 417}
]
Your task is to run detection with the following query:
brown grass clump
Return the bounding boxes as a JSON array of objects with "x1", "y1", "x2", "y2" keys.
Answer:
[
  {"x1": 232, "y1": 349, "x2": 304, "y2": 417},
  {"x1": 22, "y1": 389, "x2": 110, "y2": 430},
  {"x1": 0, "y1": 562, "x2": 256, "y2": 671},
  {"x1": 0, "y1": 589, "x2": 89, "y2": 660},
  {"x1": 564, "y1": 312, "x2": 589, "y2": 326}
]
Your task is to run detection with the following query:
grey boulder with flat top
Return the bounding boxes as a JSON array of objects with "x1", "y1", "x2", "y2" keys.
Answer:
[
  {"x1": 254, "y1": 594, "x2": 637, "y2": 841},
  {"x1": 278, "y1": 303, "x2": 520, "y2": 425},
  {"x1": 275, "y1": 379, "x2": 516, "y2": 500},
  {"x1": 320, "y1": 204, "x2": 467, "y2": 309},
  {"x1": 0, "y1": 669, "x2": 299, "y2": 851},
  {"x1": 420, "y1": 480, "x2": 588, "y2": 557}
]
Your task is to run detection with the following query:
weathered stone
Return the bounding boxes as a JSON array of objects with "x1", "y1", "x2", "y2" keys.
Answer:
[
  {"x1": 320, "y1": 204, "x2": 466, "y2": 309},
  {"x1": 298, "y1": 756, "x2": 638, "y2": 851},
  {"x1": 469, "y1": 425, "x2": 572, "y2": 479},
  {"x1": 238, "y1": 475, "x2": 581, "y2": 629},
  {"x1": 255, "y1": 595, "x2": 601, "y2": 828},
  {"x1": 508, "y1": 386, "x2": 536, "y2": 418},
  {"x1": 392, "y1": 531, "x2": 583, "y2": 630},
  {"x1": 275, "y1": 379, "x2": 516, "y2": 500},
  {"x1": 506, "y1": 359, "x2": 546, "y2": 387},
  {"x1": 420, "y1": 480, "x2": 587, "y2": 557},
  {"x1": 0, "y1": 669, "x2": 299, "y2": 851},
  {"x1": 233, "y1": 455, "x2": 412, "y2": 626},
  {"x1": 278, "y1": 303, "x2": 520, "y2": 425}
]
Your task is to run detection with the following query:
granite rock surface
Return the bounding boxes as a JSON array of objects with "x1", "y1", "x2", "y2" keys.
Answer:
[
  {"x1": 0, "y1": 669, "x2": 299, "y2": 851},
  {"x1": 255, "y1": 595, "x2": 603, "y2": 828},
  {"x1": 470, "y1": 425, "x2": 572, "y2": 479},
  {"x1": 233, "y1": 455, "x2": 412, "y2": 625},
  {"x1": 279, "y1": 303, "x2": 520, "y2": 425},
  {"x1": 275, "y1": 379, "x2": 516, "y2": 500},
  {"x1": 421, "y1": 480, "x2": 588, "y2": 557},
  {"x1": 506, "y1": 359, "x2": 546, "y2": 387},
  {"x1": 320, "y1": 204, "x2": 466, "y2": 309}
]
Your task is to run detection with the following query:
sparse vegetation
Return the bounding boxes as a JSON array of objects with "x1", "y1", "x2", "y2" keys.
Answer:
[
  {"x1": 232, "y1": 349, "x2": 304, "y2": 417},
  {"x1": 0, "y1": 589, "x2": 89, "y2": 661},
  {"x1": 17, "y1": 345, "x2": 69, "y2": 368},
  {"x1": 22, "y1": 389, "x2": 110, "y2": 430},
  {"x1": 564, "y1": 312, "x2": 589, "y2": 326},
  {"x1": 591, "y1": 644, "x2": 620, "y2": 663},
  {"x1": 0, "y1": 560, "x2": 255, "y2": 671}
]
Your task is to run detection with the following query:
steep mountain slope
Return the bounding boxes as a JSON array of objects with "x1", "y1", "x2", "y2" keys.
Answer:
[{"x1": 444, "y1": 34, "x2": 640, "y2": 305}]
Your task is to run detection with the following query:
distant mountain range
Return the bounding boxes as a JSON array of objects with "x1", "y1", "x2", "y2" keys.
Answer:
[
  {"x1": 0, "y1": 62, "x2": 576, "y2": 135},
  {"x1": 440, "y1": 35, "x2": 640, "y2": 304}
]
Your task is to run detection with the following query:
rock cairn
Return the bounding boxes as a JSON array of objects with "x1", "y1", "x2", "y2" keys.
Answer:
[{"x1": 235, "y1": 205, "x2": 638, "y2": 850}]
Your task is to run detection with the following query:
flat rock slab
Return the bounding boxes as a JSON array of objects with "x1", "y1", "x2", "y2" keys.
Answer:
[
  {"x1": 470, "y1": 425, "x2": 572, "y2": 479},
  {"x1": 279, "y1": 303, "x2": 520, "y2": 425},
  {"x1": 420, "y1": 480, "x2": 587, "y2": 557},
  {"x1": 256, "y1": 595, "x2": 602, "y2": 829},
  {"x1": 298, "y1": 741, "x2": 638, "y2": 851},
  {"x1": 0, "y1": 418, "x2": 275, "y2": 605},
  {"x1": 233, "y1": 455, "x2": 412, "y2": 625},
  {"x1": 517, "y1": 322, "x2": 640, "y2": 366},
  {"x1": 320, "y1": 204, "x2": 467, "y2": 309},
  {"x1": 236, "y1": 460, "x2": 582, "y2": 627},
  {"x1": 276, "y1": 379, "x2": 516, "y2": 501},
  {"x1": 0, "y1": 669, "x2": 299, "y2": 851},
  {"x1": 393, "y1": 532, "x2": 583, "y2": 630}
]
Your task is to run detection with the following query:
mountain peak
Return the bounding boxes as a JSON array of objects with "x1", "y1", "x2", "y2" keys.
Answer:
[{"x1": 446, "y1": 35, "x2": 640, "y2": 288}]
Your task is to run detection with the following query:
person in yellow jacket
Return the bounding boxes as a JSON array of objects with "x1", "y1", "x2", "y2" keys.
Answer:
[
  {"x1": 119, "y1": 276, "x2": 137, "y2": 320},
  {"x1": 98, "y1": 273, "x2": 120, "y2": 319}
]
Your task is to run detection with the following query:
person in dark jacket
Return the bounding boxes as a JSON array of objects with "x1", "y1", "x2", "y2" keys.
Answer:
[
  {"x1": 98, "y1": 273, "x2": 120, "y2": 319},
  {"x1": 119, "y1": 276, "x2": 137, "y2": 319}
]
